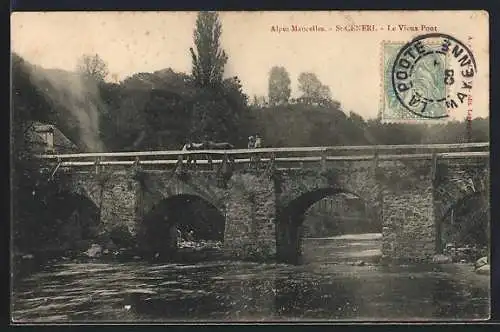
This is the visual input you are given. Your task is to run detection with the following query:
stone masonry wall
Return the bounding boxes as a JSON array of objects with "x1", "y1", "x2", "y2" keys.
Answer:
[
  {"x1": 382, "y1": 187, "x2": 436, "y2": 261},
  {"x1": 56, "y1": 170, "x2": 141, "y2": 247},
  {"x1": 98, "y1": 172, "x2": 140, "y2": 237},
  {"x1": 224, "y1": 172, "x2": 276, "y2": 260}
]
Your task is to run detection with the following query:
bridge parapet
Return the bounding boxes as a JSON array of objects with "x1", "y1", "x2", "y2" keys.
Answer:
[{"x1": 37, "y1": 143, "x2": 489, "y2": 175}]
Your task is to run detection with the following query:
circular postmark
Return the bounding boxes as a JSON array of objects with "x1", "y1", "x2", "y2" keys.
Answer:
[{"x1": 391, "y1": 33, "x2": 477, "y2": 119}]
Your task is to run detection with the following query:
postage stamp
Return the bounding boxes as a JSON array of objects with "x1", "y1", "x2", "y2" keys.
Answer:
[
  {"x1": 381, "y1": 33, "x2": 477, "y2": 123},
  {"x1": 381, "y1": 41, "x2": 448, "y2": 122}
]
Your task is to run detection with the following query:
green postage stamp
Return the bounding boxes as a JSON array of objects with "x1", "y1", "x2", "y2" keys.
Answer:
[{"x1": 380, "y1": 34, "x2": 476, "y2": 123}]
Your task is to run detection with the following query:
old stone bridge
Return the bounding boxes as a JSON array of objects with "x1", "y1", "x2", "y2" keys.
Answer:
[{"x1": 38, "y1": 143, "x2": 490, "y2": 263}]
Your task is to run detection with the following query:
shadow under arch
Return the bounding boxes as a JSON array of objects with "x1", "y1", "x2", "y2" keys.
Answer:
[
  {"x1": 436, "y1": 191, "x2": 489, "y2": 254},
  {"x1": 140, "y1": 194, "x2": 226, "y2": 255},
  {"x1": 41, "y1": 191, "x2": 100, "y2": 251},
  {"x1": 276, "y1": 187, "x2": 377, "y2": 264}
]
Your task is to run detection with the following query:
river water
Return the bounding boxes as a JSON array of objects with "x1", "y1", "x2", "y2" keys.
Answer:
[{"x1": 11, "y1": 233, "x2": 490, "y2": 322}]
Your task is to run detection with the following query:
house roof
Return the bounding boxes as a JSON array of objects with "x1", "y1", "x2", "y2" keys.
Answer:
[{"x1": 27, "y1": 121, "x2": 79, "y2": 152}]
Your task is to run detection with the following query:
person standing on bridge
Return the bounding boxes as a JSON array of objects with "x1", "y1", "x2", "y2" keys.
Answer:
[
  {"x1": 182, "y1": 142, "x2": 194, "y2": 167},
  {"x1": 248, "y1": 136, "x2": 255, "y2": 149},
  {"x1": 254, "y1": 135, "x2": 262, "y2": 148},
  {"x1": 254, "y1": 134, "x2": 263, "y2": 168},
  {"x1": 248, "y1": 136, "x2": 256, "y2": 169}
]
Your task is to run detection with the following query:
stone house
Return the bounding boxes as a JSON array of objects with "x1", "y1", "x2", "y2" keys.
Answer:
[{"x1": 26, "y1": 121, "x2": 79, "y2": 154}]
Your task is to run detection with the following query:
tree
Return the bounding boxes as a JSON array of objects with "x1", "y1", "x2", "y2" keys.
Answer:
[
  {"x1": 190, "y1": 91, "x2": 234, "y2": 142},
  {"x1": 187, "y1": 12, "x2": 248, "y2": 144},
  {"x1": 222, "y1": 76, "x2": 248, "y2": 110},
  {"x1": 297, "y1": 72, "x2": 332, "y2": 104},
  {"x1": 143, "y1": 89, "x2": 190, "y2": 149},
  {"x1": 189, "y1": 11, "x2": 228, "y2": 87},
  {"x1": 252, "y1": 95, "x2": 259, "y2": 106},
  {"x1": 268, "y1": 66, "x2": 291, "y2": 105},
  {"x1": 319, "y1": 85, "x2": 332, "y2": 101},
  {"x1": 349, "y1": 111, "x2": 365, "y2": 128},
  {"x1": 76, "y1": 54, "x2": 109, "y2": 82},
  {"x1": 11, "y1": 53, "x2": 58, "y2": 159},
  {"x1": 251, "y1": 95, "x2": 267, "y2": 108},
  {"x1": 11, "y1": 53, "x2": 60, "y2": 252}
]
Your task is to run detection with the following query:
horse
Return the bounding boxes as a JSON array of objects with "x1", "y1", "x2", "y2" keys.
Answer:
[
  {"x1": 181, "y1": 143, "x2": 200, "y2": 165},
  {"x1": 206, "y1": 141, "x2": 234, "y2": 150},
  {"x1": 181, "y1": 142, "x2": 205, "y2": 151},
  {"x1": 182, "y1": 141, "x2": 234, "y2": 151},
  {"x1": 181, "y1": 141, "x2": 235, "y2": 166}
]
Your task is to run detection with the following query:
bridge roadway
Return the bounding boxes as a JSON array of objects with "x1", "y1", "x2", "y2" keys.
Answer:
[
  {"x1": 36, "y1": 143, "x2": 490, "y2": 263},
  {"x1": 38, "y1": 142, "x2": 489, "y2": 169}
]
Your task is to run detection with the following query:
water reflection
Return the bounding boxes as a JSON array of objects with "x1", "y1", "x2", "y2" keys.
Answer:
[{"x1": 12, "y1": 234, "x2": 489, "y2": 322}]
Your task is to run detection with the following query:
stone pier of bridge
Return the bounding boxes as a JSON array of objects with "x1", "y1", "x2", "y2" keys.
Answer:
[{"x1": 50, "y1": 151, "x2": 488, "y2": 264}]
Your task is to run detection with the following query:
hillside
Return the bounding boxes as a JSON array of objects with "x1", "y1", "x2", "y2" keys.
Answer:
[{"x1": 12, "y1": 54, "x2": 489, "y2": 154}]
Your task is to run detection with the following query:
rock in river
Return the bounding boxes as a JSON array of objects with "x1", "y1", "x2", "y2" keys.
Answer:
[
  {"x1": 475, "y1": 264, "x2": 490, "y2": 275},
  {"x1": 432, "y1": 254, "x2": 452, "y2": 264},
  {"x1": 475, "y1": 256, "x2": 488, "y2": 270},
  {"x1": 84, "y1": 244, "x2": 103, "y2": 258},
  {"x1": 352, "y1": 260, "x2": 366, "y2": 266}
]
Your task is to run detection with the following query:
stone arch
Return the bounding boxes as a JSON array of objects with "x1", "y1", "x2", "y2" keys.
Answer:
[
  {"x1": 139, "y1": 193, "x2": 226, "y2": 254},
  {"x1": 281, "y1": 187, "x2": 370, "y2": 215},
  {"x1": 277, "y1": 169, "x2": 381, "y2": 213},
  {"x1": 43, "y1": 190, "x2": 101, "y2": 250},
  {"x1": 436, "y1": 190, "x2": 489, "y2": 253},
  {"x1": 276, "y1": 185, "x2": 380, "y2": 264},
  {"x1": 433, "y1": 164, "x2": 489, "y2": 253},
  {"x1": 434, "y1": 165, "x2": 489, "y2": 226},
  {"x1": 56, "y1": 173, "x2": 104, "y2": 210},
  {"x1": 140, "y1": 172, "x2": 226, "y2": 217}
]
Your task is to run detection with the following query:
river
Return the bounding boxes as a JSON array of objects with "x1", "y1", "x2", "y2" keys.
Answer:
[{"x1": 11, "y1": 233, "x2": 490, "y2": 322}]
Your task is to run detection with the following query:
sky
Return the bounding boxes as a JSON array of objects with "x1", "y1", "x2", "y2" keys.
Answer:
[{"x1": 11, "y1": 11, "x2": 489, "y2": 119}]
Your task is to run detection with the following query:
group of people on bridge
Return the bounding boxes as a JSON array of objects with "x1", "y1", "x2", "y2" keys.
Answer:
[{"x1": 247, "y1": 134, "x2": 263, "y2": 149}]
